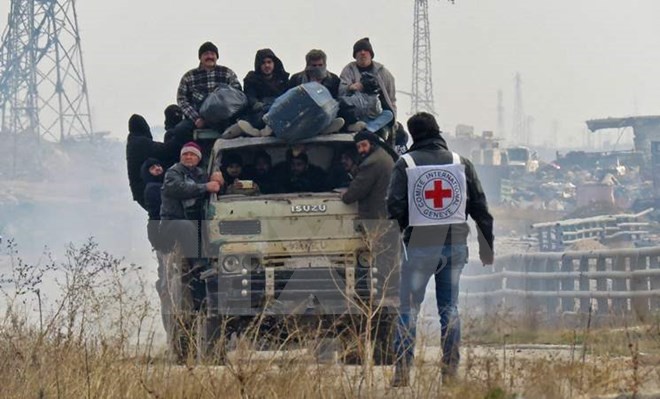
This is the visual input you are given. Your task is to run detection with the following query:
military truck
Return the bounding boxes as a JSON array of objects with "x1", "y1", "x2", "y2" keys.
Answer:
[{"x1": 161, "y1": 132, "x2": 399, "y2": 364}]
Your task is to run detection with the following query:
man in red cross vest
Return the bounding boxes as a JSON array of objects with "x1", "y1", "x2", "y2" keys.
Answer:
[{"x1": 387, "y1": 112, "x2": 494, "y2": 387}]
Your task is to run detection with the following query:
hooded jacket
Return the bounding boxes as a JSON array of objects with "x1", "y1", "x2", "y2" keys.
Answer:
[
  {"x1": 338, "y1": 61, "x2": 397, "y2": 120},
  {"x1": 386, "y1": 136, "x2": 494, "y2": 258},
  {"x1": 243, "y1": 49, "x2": 289, "y2": 108},
  {"x1": 140, "y1": 158, "x2": 164, "y2": 220},
  {"x1": 342, "y1": 146, "x2": 395, "y2": 220},
  {"x1": 126, "y1": 114, "x2": 191, "y2": 208}
]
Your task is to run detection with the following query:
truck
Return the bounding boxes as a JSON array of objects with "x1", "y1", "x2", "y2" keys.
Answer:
[{"x1": 159, "y1": 132, "x2": 399, "y2": 364}]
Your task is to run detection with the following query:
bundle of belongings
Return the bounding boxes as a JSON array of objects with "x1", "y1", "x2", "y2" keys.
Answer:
[
  {"x1": 199, "y1": 83, "x2": 248, "y2": 126},
  {"x1": 338, "y1": 72, "x2": 382, "y2": 125},
  {"x1": 263, "y1": 82, "x2": 339, "y2": 142}
]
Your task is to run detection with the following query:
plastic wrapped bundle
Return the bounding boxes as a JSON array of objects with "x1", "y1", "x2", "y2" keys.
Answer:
[
  {"x1": 264, "y1": 82, "x2": 339, "y2": 142},
  {"x1": 199, "y1": 84, "x2": 248, "y2": 125},
  {"x1": 339, "y1": 92, "x2": 382, "y2": 121}
]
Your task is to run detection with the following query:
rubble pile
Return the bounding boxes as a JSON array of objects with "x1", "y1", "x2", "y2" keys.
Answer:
[{"x1": 500, "y1": 153, "x2": 652, "y2": 213}]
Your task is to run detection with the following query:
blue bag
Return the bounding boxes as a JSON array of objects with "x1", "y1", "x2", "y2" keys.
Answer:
[{"x1": 264, "y1": 82, "x2": 339, "y2": 142}]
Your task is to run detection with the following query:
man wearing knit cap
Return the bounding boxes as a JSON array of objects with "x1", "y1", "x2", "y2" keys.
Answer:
[
  {"x1": 387, "y1": 112, "x2": 494, "y2": 387},
  {"x1": 159, "y1": 141, "x2": 223, "y2": 361},
  {"x1": 339, "y1": 37, "x2": 397, "y2": 135},
  {"x1": 177, "y1": 41, "x2": 242, "y2": 132},
  {"x1": 160, "y1": 141, "x2": 223, "y2": 247}
]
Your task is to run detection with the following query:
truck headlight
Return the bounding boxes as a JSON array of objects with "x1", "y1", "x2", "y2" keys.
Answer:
[
  {"x1": 222, "y1": 255, "x2": 241, "y2": 273},
  {"x1": 242, "y1": 255, "x2": 261, "y2": 271},
  {"x1": 357, "y1": 250, "x2": 371, "y2": 267}
]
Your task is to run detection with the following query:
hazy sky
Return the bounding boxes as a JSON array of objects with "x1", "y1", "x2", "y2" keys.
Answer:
[{"x1": 2, "y1": 0, "x2": 660, "y2": 147}]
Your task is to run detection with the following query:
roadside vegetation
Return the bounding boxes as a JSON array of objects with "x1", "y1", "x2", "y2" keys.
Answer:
[{"x1": 0, "y1": 239, "x2": 657, "y2": 398}]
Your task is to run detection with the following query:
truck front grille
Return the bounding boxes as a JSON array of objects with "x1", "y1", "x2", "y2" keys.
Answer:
[
  {"x1": 219, "y1": 220, "x2": 261, "y2": 235},
  {"x1": 262, "y1": 253, "x2": 354, "y2": 268}
]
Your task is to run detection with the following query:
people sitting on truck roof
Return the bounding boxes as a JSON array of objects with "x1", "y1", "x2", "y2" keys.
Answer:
[
  {"x1": 126, "y1": 114, "x2": 192, "y2": 210},
  {"x1": 326, "y1": 147, "x2": 359, "y2": 189},
  {"x1": 339, "y1": 38, "x2": 397, "y2": 137},
  {"x1": 225, "y1": 49, "x2": 289, "y2": 139},
  {"x1": 341, "y1": 130, "x2": 396, "y2": 220},
  {"x1": 287, "y1": 49, "x2": 341, "y2": 99},
  {"x1": 177, "y1": 41, "x2": 243, "y2": 136},
  {"x1": 233, "y1": 49, "x2": 344, "y2": 139}
]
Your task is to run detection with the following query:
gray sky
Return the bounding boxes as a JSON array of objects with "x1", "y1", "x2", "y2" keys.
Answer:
[{"x1": 3, "y1": 0, "x2": 660, "y2": 148}]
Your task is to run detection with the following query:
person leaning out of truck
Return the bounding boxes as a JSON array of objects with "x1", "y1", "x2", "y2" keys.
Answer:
[
  {"x1": 159, "y1": 142, "x2": 223, "y2": 263},
  {"x1": 341, "y1": 130, "x2": 396, "y2": 220}
]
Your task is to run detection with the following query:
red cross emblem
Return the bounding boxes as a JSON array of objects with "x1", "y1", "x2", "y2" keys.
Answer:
[{"x1": 424, "y1": 180, "x2": 453, "y2": 209}]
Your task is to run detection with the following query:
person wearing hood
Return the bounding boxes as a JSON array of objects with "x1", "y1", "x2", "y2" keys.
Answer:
[
  {"x1": 163, "y1": 104, "x2": 184, "y2": 144},
  {"x1": 140, "y1": 157, "x2": 173, "y2": 339},
  {"x1": 141, "y1": 158, "x2": 165, "y2": 223},
  {"x1": 230, "y1": 49, "x2": 289, "y2": 138},
  {"x1": 387, "y1": 113, "x2": 494, "y2": 387},
  {"x1": 126, "y1": 114, "x2": 191, "y2": 209},
  {"x1": 341, "y1": 130, "x2": 396, "y2": 220},
  {"x1": 235, "y1": 48, "x2": 345, "y2": 138},
  {"x1": 287, "y1": 49, "x2": 341, "y2": 98},
  {"x1": 339, "y1": 38, "x2": 397, "y2": 135}
]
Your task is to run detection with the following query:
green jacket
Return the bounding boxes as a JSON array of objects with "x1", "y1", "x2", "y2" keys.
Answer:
[{"x1": 342, "y1": 146, "x2": 394, "y2": 220}]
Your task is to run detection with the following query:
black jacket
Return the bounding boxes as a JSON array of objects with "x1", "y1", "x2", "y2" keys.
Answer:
[
  {"x1": 160, "y1": 162, "x2": 209, "y2": 220},
  {"x1": 287, "y1": 70, "x2": 341, "y2": 99},
  {"x1": 387, "y1": 136, "x2": 494, "y2": 257},
  {"x1": 278, "y1": 164, "x2": 327, "y2": 193},
  {"x1": 243, "y1": 49, "x2": 289, "y2": 109},
  {"x1": 126, "y1": 115, "x2": 191, "y2": 208},
  {"x1": 140, "y1": 158, "x2": 164, "y2": 220}
]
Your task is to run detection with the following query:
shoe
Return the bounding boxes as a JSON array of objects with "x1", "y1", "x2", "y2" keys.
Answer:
[
  {"x1": 260, "y1": 126, "x2": 273, "y2": 137},
  {"x1": 441, "y1": 367, "x2": 458, "y2": 385},
  {"x1": 237, "y1": 120, "x2": 261, "y2": 137},
  {"x1": 347, "y1": 121, "x2": 367, "y2": 132},
  {"x1": 320, "y1": 117, "x2": 345, "y2": 134},
  {"x1": 221, "y1": 123, "x2": 243, "y2": 139},
  {"x1": 390, "y1": 363, "x2": 410, "y2": 388}
]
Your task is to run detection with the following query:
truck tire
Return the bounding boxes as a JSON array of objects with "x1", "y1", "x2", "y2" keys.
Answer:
[
  {"x1": 339, "y1": 309, "x2": 396, "y2": 366},
  {"x1": 196, "y1": 313, "x2": 227, "y2": 365}
]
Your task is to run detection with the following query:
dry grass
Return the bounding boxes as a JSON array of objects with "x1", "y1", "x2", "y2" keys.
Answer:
[{"x1": 1, "y1": 239, "x2": 659, "y2": 398}]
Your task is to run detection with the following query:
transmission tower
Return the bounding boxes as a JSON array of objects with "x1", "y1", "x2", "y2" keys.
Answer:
[
  {"x1": 0, "y1": 0, "x2": 93, "y2": 142},
  {"x1": 411, "y1": 0, "x2": 436, "y2": 115},
  {"x1": 511, "y1": 72, "x2": 526, "y2": 145},
  {"x1": 497, "y1": 89, "x2": 505, "y2": 140}
]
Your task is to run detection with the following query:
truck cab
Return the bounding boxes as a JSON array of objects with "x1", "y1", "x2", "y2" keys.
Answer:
[{"x1": 166, "y1": 133, "x2": 399, "y2": 364}]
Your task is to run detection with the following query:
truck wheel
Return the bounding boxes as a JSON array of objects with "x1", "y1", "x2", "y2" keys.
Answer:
[
  {"x1": 196, "y1": 314, "x2": 227, "y2": 365},
  {"x1": 371, "y1": 311, "x2": 396, "y2": 366},
  {"x1": 339, "y1": 310, "x2": 397, "y2": 366}
]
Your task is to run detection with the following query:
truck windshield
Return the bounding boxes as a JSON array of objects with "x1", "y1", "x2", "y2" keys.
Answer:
[{"x1": 214, "y1": 141, "x2": 358, "y2": 196}]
